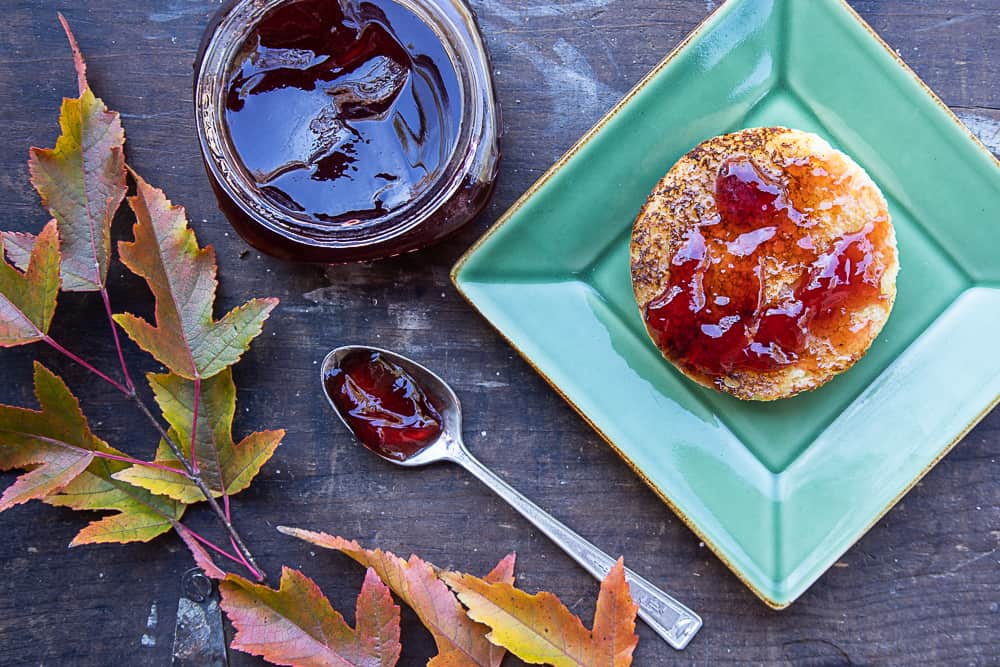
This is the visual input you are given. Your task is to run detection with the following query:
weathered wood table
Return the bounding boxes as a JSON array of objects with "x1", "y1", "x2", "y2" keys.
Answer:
[{"x1": 1, "y1": 1, "x2": 998, "y2": 664}]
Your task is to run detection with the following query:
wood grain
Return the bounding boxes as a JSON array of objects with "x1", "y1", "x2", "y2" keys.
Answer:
[{"x1": 1, "y1": 1, "x2": 998, "y2": 665}]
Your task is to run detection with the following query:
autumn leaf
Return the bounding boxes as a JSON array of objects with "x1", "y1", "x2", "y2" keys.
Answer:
[
  {"x1": 0, "y1": 220, "x2": 60, "y2": 347},
  {"x1": 1, "y1": 15, "x2": 282, "y2": 585},
  {"x1": 44, "y1": 453, "x2": 186, "y2": 546},
  {"x1": 0, "y1": 361, "x2": 184, "y2": 544},
  {"x1": 1, "y1": 231, "x2": 40, "y2": 273},
  {"x1": 113, "y1": 173, "x2": 277, "y2": 381},
  {"x1": 0, "y1": 361, "x2": 99, "y2": 510},
  {"x1": 220, "y1": 566, "x2": 402, "y2": 667},
  {"x1": 113, "y1": 368, "x2": 283, "y2": 502},
  {"x1": 27, "y1": 15, "x2": 126, "y2": 292},
  {"x1": 441, "y1": 558, "x2": 639, "y2": 667},
  {"x1": 278, "y1": 527, "x2": 515, "y2": 667}
]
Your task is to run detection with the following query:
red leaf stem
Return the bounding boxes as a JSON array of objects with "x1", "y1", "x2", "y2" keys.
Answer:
[
  {"x1": 101, "y1": 287, "x2": 135, "y2": 393},
  {"x1": 182, "y1": 526, "x2": 249, "y2": 568},
  {"x1": 91, "y1": 449, "x2": 189, "y2": 476},
  {"x1": 43, "y1": 336, "x2": 130, "y2": 395},
  {"x1": 190, "y1": 376, "x2": 200, "y2": 475}
]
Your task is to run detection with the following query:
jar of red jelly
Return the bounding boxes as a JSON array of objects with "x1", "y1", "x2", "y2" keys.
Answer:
[{"x1": 194, "y1": 0, "x2": 500, "y2": 262}]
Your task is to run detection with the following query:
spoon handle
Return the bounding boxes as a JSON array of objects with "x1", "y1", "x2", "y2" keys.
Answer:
[{"x1": 452, "y1": 448, "x2": 702, "y2": 650}]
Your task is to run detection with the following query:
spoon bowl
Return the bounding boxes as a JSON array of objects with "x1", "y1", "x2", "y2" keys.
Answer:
[
  {"x1": 320, "y1": 344, "x2": 703, "y2": 650},
  {"x1": 320, "y1": 344, "x2": 465, "y2": 467}
]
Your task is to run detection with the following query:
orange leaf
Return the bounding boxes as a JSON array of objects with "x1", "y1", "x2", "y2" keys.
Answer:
[
  {"x1": 27, "y1": 16, "x2": 126, "y2": 292},
  {"x1": 279, "y1": 527, "x2": 514, "y2": 667},
  {"x1": 441, "y1": 558, "x2": 638, "y2": 667},
  {"x1": 113, "y1": 173, "x2": 277, "y2": 380},
  {"x1": 0, "y1": 221, "x2": 60, "y2": 347},
  {"x1": 220, "y1": 566, "x2": 401, "y2": 667},
  {"x1": 484, "y1": 552, "x2": 517, "y2": 588}
]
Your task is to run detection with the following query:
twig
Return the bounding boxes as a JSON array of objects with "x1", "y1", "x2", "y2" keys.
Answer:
[
  {"x1": 129, "y1": 394, "x2": 265, "y2": 581},
  {"x1": 186, "y1": 377, "x2": 250, "y2": 575},
  {"x1": 187, "y1": 375, "x2": 257, "y2": 578},
  {"x1": 43, "y1": 335, "x2": 266, "y2": 582}
]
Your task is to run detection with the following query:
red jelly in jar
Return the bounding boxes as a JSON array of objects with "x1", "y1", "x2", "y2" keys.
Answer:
[{"x1": 195, "y1": 0, "x2": 500, "y2": 262}]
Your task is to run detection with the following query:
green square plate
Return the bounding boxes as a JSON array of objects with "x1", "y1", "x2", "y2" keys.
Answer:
[{"x1": 451, "y1": 0, "x2": 1000, "y2": 608}]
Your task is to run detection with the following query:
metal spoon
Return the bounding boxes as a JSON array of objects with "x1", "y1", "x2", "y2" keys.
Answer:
[{"x1": 321, "y1": 345, "x2": 702, "y2": 650}]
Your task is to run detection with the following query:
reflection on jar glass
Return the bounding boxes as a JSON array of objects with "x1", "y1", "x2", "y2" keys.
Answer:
[{"x1": 195, "y1": 0, "x2": 501, "y2": 263}]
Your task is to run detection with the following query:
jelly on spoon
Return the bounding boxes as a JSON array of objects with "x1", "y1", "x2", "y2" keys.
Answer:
[
  {"x1": 324, "y1": 349, "x2": 442, "y2": 461},
  {"x1": 320, "y1": 345, "x2": 703, "y2": 650}
]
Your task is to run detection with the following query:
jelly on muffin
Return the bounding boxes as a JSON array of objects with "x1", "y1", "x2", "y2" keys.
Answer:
[{"x1": 630, "y1": 128, "x2": 898, "y2": 400}]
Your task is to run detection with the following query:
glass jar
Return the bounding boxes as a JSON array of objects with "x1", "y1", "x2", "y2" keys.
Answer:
[{"x1": 194, "y1": 0, "x2": 500, "y2": 262}]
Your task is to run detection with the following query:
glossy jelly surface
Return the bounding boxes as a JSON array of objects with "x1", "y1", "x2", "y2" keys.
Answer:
[
  {"x1": 324, "y1": 350, "x2": 443, "y2": 460},
  {"x1": 224, "y1": 0, "x2": 461, "y2": 225},
  {"x1": 645, "y1": 156, "x2": 891, "y2": 378}
]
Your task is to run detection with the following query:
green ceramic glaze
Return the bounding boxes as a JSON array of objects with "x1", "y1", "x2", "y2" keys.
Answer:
[{"x1": 451, "y1": 0, "x2": 1000, "y2": 607}]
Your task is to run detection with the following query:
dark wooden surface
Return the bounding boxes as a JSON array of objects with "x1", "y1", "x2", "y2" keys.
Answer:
[{"x1": 1, "y1": 1, "x2": 999, "y2": 665}]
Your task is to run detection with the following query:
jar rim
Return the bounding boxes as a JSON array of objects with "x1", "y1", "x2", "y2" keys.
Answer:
[{"x1": 194, "y1": 0, "x2": 496, "y2": 251}]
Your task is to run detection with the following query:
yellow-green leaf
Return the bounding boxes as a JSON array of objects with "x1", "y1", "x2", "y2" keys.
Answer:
[
  {"x1": 441, "y1": 558, "x2": 638, "y2": 667},
  {"x1": 113, "y1": 173, "x2": 278, "y2": 381},
  {"x1": 65, "y1": 494, "x2": 179, "y2": 545},
  {"x1": 45, "y1": 455, "x2": 185, "y2": 545},
  {"x1": 0, "y1": 220, "x2": 61, "y2": 347},
  {"x1": 0, "y1": 362, "x2": 184, "y2": 544},
  {"x1": 113, "y1": 368, "x2": 283, "y2": 502},
  {"x1": 0, "y1": 361, "x2": 102, "y2": 510},
  {"x1": 27, "y1": 16, "x2": 126, "y2": 292}
]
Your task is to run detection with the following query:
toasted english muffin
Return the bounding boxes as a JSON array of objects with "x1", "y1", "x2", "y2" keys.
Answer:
[{"x1": 630, "y1": 127, "x2": 898, "y2": 401}]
